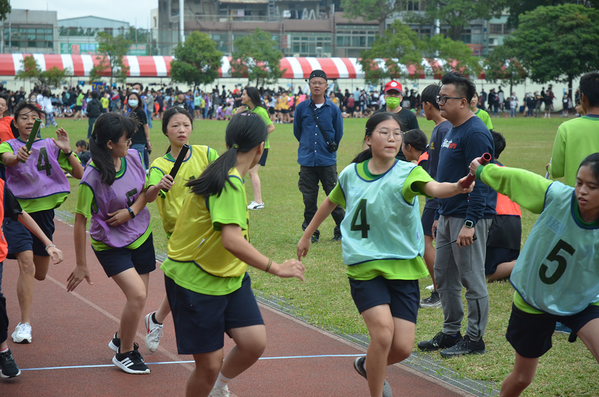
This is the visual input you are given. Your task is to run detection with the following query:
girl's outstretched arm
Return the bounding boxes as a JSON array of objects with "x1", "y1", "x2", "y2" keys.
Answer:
[
  {"x1": 67, "y1": 213, "x2": 93, "y2": 292},
  {"x1": 297, "y1": 197, "x2": 338, "y2": 260},
  {"x1": 420, "y1": 176, "x2": 474, "y2": 199},
  {"x1": 221, "y1": 224, "x2": 305, "y2": 281}
]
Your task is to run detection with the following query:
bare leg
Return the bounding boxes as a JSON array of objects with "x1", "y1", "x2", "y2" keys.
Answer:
[
  {"x1": 219, "y1": 324, "x2": 266, "y2": 379},
  {"x1": 577, "y1": 318, "x2": 599, "y2": 361},
  {"x1": 361, "y1": 305, "x2": 394, "y2": 397},
  {"x1": 187, "y1": 350, "x2": 224, "y2": 397},
  {"x1": 15, "y1": 251, "x2": 35, "y2": 324},
  {"x1": 112, "y1": 269, "x2": 149, "y2": 353},
  {"x1": 423, "y1": 235, "x2": 437, "y2": 289},
  {"x1": 499, "y1": 352, "x2": 539, "y2": 397},
  {"x1": 248, "y1": 164, "x2": 262, "y2": 204},
  {"x1": 154, "y1": 296, "x2": 171, "y2": 324},
  {"x1": 487, "y1": 260, "x2": 515, "y2": 282}
]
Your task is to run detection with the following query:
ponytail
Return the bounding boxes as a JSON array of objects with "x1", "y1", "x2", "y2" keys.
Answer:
[{"x1": 187, "y1": 112, "x2": 267, "y2": 197}]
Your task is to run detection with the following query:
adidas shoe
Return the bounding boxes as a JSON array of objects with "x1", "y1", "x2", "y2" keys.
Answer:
[
  {"x1": 247, "y1": 201, "x2": 265, "y2": 210},
  {"x1": 418, "y1": 331, "x2": 462, "y2": 352},
  {"x1": 144, "y1": 312, "x2": 164, "y2": 353},
  {"x1": 11, "y1": 322, "x2": 32, "y2": 344},
  {"x1": 108, "y1": 332, "x2": 121, "y2": 353},
  {"x1": 112, "y1": 343, "x2": 150, "y2": 374},
  {"x1": 353, "y1": 356, "x2": 393, "y2": 397},
  {"x1": 0, "y1": 349, "x2": 21, "y2": 378},
  {"x1": 210, "y1": 385, "x2": 230, "y2": 397}
]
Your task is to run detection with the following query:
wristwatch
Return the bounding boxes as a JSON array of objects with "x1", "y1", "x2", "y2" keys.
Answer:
[
  {"x1": 464, "y1": 220, "x2": 475, "y2": 228},
  {"x1": 127, "y1": 207, "x2": 136, "y2": 219}
]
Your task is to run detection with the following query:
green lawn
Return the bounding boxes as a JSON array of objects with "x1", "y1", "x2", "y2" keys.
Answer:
[{"x1": 51, "y1": 113, "x2": 597, "y2": 397}]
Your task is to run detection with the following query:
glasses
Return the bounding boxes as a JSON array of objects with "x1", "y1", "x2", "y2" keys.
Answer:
[
  {"x1": 436, "y1": 95, "x2": 465, "y2": 105},
  {"x1": 377, "y1": 128, "x2": 402, "y2": 140},
  {"x1": 309, "y1": 81, "x2": 327, "y2": 87}
]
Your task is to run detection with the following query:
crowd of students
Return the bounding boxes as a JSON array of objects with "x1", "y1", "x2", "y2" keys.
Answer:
[{"x1": 0, "y1": 71, "x2": 597, "y2": 397}]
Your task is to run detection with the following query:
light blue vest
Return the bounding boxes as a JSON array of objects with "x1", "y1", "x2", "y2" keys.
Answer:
[
  {"x1": 511, "y1": 182, "x2": 599, "y2": 315},
  {"x1": 339, "y1": 160, "x2": 424, "y2": 266}
]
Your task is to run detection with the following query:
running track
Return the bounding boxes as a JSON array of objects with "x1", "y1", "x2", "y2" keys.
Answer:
[{"x1": 0, "y1": 219, "x2": 480, "y2": 396}]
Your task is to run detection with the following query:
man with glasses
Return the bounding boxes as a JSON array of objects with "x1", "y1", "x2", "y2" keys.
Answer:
[
  {"x1": 293, "y1": 70, "x2": 345, "y2": 243},
  {"x1": 374, "y1": 81, "x2": 419, "y2": 132},
  {"x1": 418, "y1": 72, "x2": 496, "y2": 358}
]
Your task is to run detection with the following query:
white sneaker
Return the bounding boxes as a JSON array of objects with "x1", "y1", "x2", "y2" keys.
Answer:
[
  {"x1": 425, "y1": 284, "x2": 435, "y2": 291},
  {"x1": 210, "y1": 386, "x2": 230, "y2": 397},
  {"x1": 12, "y1": 322, "x2": 32, "y2": 344},
  {"x1": 144, "y1": 312, "x2": 164, "y2": 353},
  {"x1": 247, "y1": 201, "x2": 265, "y2": 210}
]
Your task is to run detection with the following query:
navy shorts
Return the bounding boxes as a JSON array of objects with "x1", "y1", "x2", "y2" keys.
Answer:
[
  {"x1": 92, "y1": 234, "x2": 156, "y2": 278},
  {"x1": 349, "y1": 276, "x2": 419, "y2": 323},
  {"x1": 257, "y1": 148, "x2": 269, "y2": 167},
  {"x1": 485, "y1": 247, "x2": 519, "y2": 275},
  {"x1": 506, "y1": 304, "x2": 599, "y2": 358},
  {"x1": 421, "y1": 207, "x2": 436, "y2": 237},
  {"x1": 165, "y1": 273, "x2": 264, "y2": 355},
  {"x1": 5, "y1": 209, "x2": 55, "y2": 258}
]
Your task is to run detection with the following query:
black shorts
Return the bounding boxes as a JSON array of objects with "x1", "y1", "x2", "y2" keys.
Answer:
[
  {"x1": 421, "y1": 207, "x2": 436, "y2": 237},
  {"x1": 281, "y1": 109, "x2": 289, "y2": 114},
  {"x1": 349, "y1": 276, "x2": 419, "y2": 323},
  {"x1": 5, "y1": 209, "x2": 55, "y2": 257},
  {"x1": 92, "y1": 234, "x2": 156, "y2": 278},
  {"x1": 75, "y1": 105, "x2": 82, "y2": 111},
  {"x1": 506, "y1": 304, "x2": 599, "y2": 358},
  {"x1": 485, "y1": 247, "x2": 519, "y2": 275},
  {"x1": 268, "y1": 107, "x2": 275, "y2": 115},
  {"x1": 166, "y1": 273, "x2": 264, "y2": 355},
  {"x1": 257, "y1": 148, "x2": 269, "y2": 167}
]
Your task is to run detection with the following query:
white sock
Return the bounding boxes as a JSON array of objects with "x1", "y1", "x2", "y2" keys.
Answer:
[{"x1": 214, "y1": 373, "x2": 233, "y2": 389}]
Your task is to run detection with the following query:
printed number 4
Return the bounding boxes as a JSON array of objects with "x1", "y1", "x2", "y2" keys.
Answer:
[
  {"x1": 36, "y1": 147, "x2": 52, "y2": 176},
  {"x1": 539, "y1": 239, "x2": 575, "y2": 285},
  {"x1": 350, "y1": 199, "x2": 370, "y2": 238}
]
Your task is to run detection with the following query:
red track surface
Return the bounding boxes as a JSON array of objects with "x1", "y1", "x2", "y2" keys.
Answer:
[{"x1": 0, "y1": 220, "x2": 474, "y2": 397}]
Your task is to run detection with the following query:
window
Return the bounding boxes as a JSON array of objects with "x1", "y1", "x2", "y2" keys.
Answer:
[{"x1": 490, "y1": 24, "x2": 505, "y2": 35}]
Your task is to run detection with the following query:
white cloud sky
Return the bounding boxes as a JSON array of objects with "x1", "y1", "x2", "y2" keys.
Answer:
[{"x1": 13, "y1": 0, "x2": 155, "y2": 29}]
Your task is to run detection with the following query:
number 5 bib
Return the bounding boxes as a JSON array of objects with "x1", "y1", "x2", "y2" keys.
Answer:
[{"x1": 511, "y1": 183, "x2": 599, "y2": 316}]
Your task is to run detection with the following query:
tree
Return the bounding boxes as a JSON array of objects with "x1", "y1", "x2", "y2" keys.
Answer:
[
  {"x1": 16, "y1": 55, "x2": 70, "y2": 88},
  {"x1": 0, "y1": 0, "x2": 11, "y2": 21},
  {"x1": 504, "y1": 4, "x2": 599, "y2": 94},
  {"x1": 483, "y1": 44, "x2": 527, "y2": 95},
  {"x1": 230, "y1": 28, "x2": 284, "y2": 87},
  {"x1": 505, "y1": 0, "x2": 599, "y2": 28},
  {"x1": 400, "y1": 0, "x2": 506, "y2": 41},
  {"x1": 359, "y1": 20, "x2": 481, "y2": 84},
  {"x1": 171, "y1": 31, "x2": 223, "y2": 88},
  {"x1": 89, "y1": 32, "x2": 132, "y2": 87},
  {"x1": 341, "y1": 0, "x2": 400, "y2": 35}
]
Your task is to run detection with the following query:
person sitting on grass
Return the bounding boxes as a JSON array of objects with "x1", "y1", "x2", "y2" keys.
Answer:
[{"x1": 75, "y1": 139, "x2": 91, "y2": 168}]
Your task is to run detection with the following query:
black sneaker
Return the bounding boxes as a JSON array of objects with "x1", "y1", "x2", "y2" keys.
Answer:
[
  {"x1": 0, "y1": 349, "x2": 21, "y2": 378},
  {"x1": 113, "y1": 343, "x2": 150, "y2": 374},
  {"x1": 353, "y1": 356, "x2": 393, "y2": 397},
  {"x1": 420, "y1": 290, "x2": 441, "y2": 308},
  {"x1": 330, "y1": 234, "x2": 342, "y2": 242},
  {"x1": 418, "y1": 331, "x2": 462, "y2": 351},
  {"x1": 311, "y1": 234, "x2": 319, "y2": 243},
  {"x1": 108, "y1": 332, "x2": 120, "y2": 352},
  {"x1": 440, "y1": 335, "x2": 486, "y2": 358}
]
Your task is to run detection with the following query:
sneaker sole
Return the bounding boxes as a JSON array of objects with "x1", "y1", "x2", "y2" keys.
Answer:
[
  {"x1": 353, "y1": 356, "x2": 367, "y2": 379},
  {"x1": 144, "y1": 313, "x2": 159, "y2": 353},
  {"x1": 12, "y1": 335, "x2": 31, "y2": 344},
  {"x1": 112, "y1": 356, "x2": 151, "y2": 374},
  {"x1": 419, "y1": 302, "x2": 442, "y2": 308},
  {"x1": 0, "y1": 369, "x2": 21, "y2": 378},
  {"x1": 108, "y1": 340, "x2": 119, "y2": 353},
  {"x1": 440, "y1": 349, "x2": 486, "y2": 358}
]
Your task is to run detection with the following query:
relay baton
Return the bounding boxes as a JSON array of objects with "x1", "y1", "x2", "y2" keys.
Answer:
[
  {"x1": 169, "y1": 144, "x2": 190, "y2": 178},
  {"x1": 20, "y1": 118, "x2": 42, "y2": 163},
  {"x1": 162, "y1": 144, "x2": 189, "y2": 195},
  {"x1": 436, "y1": 235, "x2": 477, "y2": 249},
  {"x1": 545, "y1": 157, "x2": 552, "y2": 179},
  {"x1": 461, "y1": 152, "x2": 492, "y2": 188}
]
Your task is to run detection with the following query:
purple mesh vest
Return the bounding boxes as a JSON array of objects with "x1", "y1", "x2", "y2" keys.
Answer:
[
  {"x1": 6, "y1": 138, "x2": 70, "y2": 199},
  {"x1": 81, "y1": 149, "x2": 151, "y2": 248}
]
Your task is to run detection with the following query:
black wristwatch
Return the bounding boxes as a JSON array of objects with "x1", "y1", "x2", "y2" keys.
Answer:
[
  {"x1": 464, "y1": 220, "x2": 474, "y2": 228},
  {"x1": 127, "y1": 207, "x2": 136, "y2": 219}
]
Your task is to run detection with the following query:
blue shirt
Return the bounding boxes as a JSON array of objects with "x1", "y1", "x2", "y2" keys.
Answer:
[
  {"x1": 436, "y1": 116, "x2": 497, "y2": 223},
  {"x1": 293, "y1": 97, "x2": 343, "y2": 167}
]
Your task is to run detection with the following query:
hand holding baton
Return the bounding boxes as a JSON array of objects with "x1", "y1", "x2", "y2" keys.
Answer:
[
  {"x1": 20, "y1": 118, "x2": 42, "y2": 163},
  {"x1": 461, "y1": 152, "x2": 492, "y2": 188},
  {"x1": 163, "y1": 144, "x2": 189, "y2": 195}
]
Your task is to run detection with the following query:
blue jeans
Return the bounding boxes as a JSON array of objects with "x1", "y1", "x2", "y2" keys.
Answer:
[
  {"x1": 131, "y1": 143, "x2": 149, "y2": 170},
  {"x1": 146, "y1": 109, "x2": 153, "y2": 129}
]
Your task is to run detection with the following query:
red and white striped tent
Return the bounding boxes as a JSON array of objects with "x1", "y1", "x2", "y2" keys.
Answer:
[{"x1": 0, "y1": 53, "x2": 486, "y2": 80}]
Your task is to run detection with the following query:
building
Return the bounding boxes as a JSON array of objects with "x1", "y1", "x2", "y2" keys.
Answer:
[{"x1": 1, "y1": 9, "x2": 59, "y2": 54}]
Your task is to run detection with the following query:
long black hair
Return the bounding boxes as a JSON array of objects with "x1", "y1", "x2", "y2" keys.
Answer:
[
  {"x1": 351, "y1": 112, "x2": 398, "y2": 163},
  {"x1": 187, "y1": 111, "x2": 267, "y2": 197},
  {"x1": 244, "y1": 86, "x2": 265, "y2": 109},
  {"x1": 89, "y1": 112, "x2": 138, "y2": 186},
  {"x1": 401, "y1": 129, "x2": 428, "y2": 152},
  {"x1": 161, "y1": 106, "x2": 194, "y2": 154},
  {"x1": 579, "y1": 152, "x2": 599, "y2": 183}
]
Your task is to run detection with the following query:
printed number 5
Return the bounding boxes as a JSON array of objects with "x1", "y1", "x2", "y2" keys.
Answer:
[
  {"x1": 350, "y1": 199, "x2": 370, "y2": 238},
  {"x1": 539, "y1": 239, "x2": 575, "y2": 285}
]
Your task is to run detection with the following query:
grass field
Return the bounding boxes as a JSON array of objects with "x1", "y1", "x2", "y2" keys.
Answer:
[{"x1": 50, "y1": 113, "x2": 597, "y2": 396}]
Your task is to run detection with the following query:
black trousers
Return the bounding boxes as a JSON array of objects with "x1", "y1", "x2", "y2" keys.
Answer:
[
  {"x1": 298, "y1": 165, "x2": 345, "y2": 238},
  {"x1": 0, "y1": 262, "x2": 8, "y2": 344}
]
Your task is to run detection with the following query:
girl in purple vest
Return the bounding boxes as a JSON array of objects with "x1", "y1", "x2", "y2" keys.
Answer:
[
  {"x1": 0, "y1": 101, "x2": 84, "y2": 345},
  {"x1": 67, "y1": 112, "x2": 156, "y2": 375}
]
